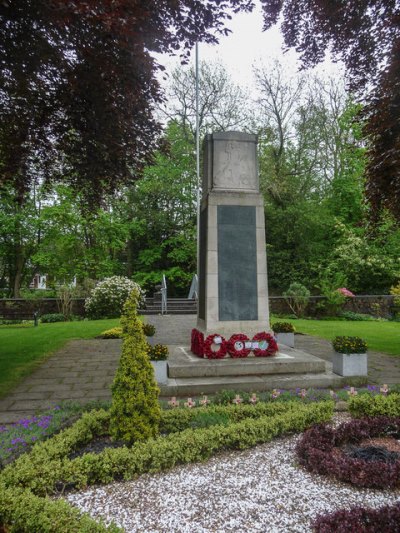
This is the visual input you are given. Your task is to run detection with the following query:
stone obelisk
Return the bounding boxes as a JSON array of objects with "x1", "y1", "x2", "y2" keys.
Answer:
[{"x1": 197, "y1": 131, "x2": 270, "y2": 338}]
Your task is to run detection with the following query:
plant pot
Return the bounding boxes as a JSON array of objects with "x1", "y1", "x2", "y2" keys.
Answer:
[
  {"x1": 332, "y1": 352, "x2": 368, "y2": 377},
  {"x1": 147, "y1": 336, "x2": 155, "y2": 346},
  {"x1": 151, "y1": 360, "x2": 168, "y2": 384},
  {"x1": 275, "y1": 332, "x2": 295, "y2": 348}
]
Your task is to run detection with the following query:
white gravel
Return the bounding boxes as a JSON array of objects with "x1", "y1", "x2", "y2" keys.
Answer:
[{"x1": 66, "y1": 416, "x2": 400, "y2": 532}]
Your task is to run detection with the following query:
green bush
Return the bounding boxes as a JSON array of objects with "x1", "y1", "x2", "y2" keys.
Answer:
[
  {"x1": 40, "y1": 313, "x2": 65, "y2": 323},
  {"x1": 272, "y1": 321, "x2": 296, "y2": 333},
  {"x1": 348, "y1": 393, "x2": 400, "y2": 418},
  {"x1": 339, "y1": 311, "x2": 374, "y2": 321},
  {"x1": 142, "y1": 323, "x2": 156, "y2": 337},
  {"x1": 282, "y1": 282, "x2": 310, "y2": 317},
  {"x1": 84, "y1": 276, "x2": 145, "y2": 319},
  {"x1": 98, "y1": 327, "x2": 123, "y2": 339},
  {"x1": 0, "y1": 482, "x2": 120, "y2": 532},
  {"x1": 109, "y1": 289, "x2": 161, "y2": 443}
]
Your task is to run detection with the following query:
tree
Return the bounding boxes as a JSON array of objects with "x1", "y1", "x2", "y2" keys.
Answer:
[
  {"x1": 121, "y1": 121, "x2": 197, "y2": 296},
  {"x1": 0, "y1": 0, "x2": 254, "y2": 205},
  {"x1": 260, "y1": 0, "x2": 400, "y2": 220},
  {"x1": 162, "y1": 60, "x2": 250, "y2": 138}
]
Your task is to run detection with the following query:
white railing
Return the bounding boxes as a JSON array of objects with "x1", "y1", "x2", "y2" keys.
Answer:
[
  {"x1": 161, "y1": 274, "x2": 167, "y2": 315},
  {"x1": 188, "y1": 274, "x2": 198, "y2": 300}
]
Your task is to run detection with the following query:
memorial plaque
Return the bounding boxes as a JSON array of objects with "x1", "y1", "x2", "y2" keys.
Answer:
[
  {"x1": 217, "y1": 205, "x2": 258, "y2": 321},
  {"x1": 198, "y1": 207, "x2": 207, "y2": 320}
]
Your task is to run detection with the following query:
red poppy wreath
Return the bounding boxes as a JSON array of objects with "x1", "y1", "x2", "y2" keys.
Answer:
[
  {"x1": 203, "y1": 334, "x2": 227, "y2": 359},
  {"x1": 227, "y1": 333, "x2": 251, "y2": 358},
  {"x1": 252, "y1": 332, "x2": 278, "y2": 357}
]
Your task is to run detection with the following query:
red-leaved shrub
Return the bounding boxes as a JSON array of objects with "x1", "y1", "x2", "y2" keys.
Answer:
[
  {"x1": 312, "y1": 502, "x2": 400, "y2": 532},
  {"x1": 296, "y1": 416, "x2": 400, "y2": 489}
]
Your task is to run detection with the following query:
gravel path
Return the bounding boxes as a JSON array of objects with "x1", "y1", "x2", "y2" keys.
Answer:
[{"x1": 66, "y1": 416, "x2": 400, "y2": 532}]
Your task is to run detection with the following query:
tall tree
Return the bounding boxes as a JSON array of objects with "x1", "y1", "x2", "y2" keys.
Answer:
[
  {"x1": 260, "y1": 0, "x2": 400, "y2": 221},
  {"x1": 162, "y1": 60, "x2": 250, "y2": 138},
  {"x1": 0, "y1": 0, "x2": 254, "y2": 204}
]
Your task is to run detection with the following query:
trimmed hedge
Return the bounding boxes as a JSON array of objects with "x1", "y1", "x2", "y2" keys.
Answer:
[
  {"x1": 0, "y1": 401, "x2": 333, "y2": 531},
  {"x1": 296, "y1": 416, "x2": 400, "y2": 489},
  {"x1": 159, "y1": 400, "x2": 323, "y2": 434},
  {"x1": 1, "y1": 402, "x2": 333, "y2": 497},
  {"x1": 312, "y1": 502, "x2": 400, "y2": 532},
  {"x1": 348, "y1": 393, "x2": 400, "y2": 418},
  {"x1": 0, "y1": 482, "x2": 121, "y2": 532}
]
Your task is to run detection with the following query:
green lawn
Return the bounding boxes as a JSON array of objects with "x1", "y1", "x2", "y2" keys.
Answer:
[
  {"x1": 0, "y1": 319, "x2": 120, "y2": 398},
  {"x1": 285, "y1": 318, "x2": 400, "y2": 356}
]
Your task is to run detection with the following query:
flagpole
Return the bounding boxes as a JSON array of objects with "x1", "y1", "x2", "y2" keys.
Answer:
[{"x1": 195, "y1": 41, "x2": 200, "y2": 290}]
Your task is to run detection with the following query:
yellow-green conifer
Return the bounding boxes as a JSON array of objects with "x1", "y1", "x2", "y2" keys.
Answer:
[{"x1": 110, "y1": 289, "x2": 161, "y2": 443}]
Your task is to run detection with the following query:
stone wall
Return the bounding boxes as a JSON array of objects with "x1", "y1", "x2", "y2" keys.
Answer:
[
  {"x1": 0, "y1": 295, "x2": 396, "y2": 319},
  {"x1": 0, "y1": 298, "x2": 86, "y2": 317},
  {"x1": 269, "y1": 295, "x2": 395, "y2": 318}
]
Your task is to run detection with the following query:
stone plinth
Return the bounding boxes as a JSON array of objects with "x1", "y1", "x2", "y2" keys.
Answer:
[{"x1": 197, "y1": 131, "x2": 270, "y2": 338}]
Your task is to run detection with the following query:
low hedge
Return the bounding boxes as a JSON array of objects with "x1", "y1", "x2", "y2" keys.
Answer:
[
  {"x1": 348, "y1": 393, "x2": 400, "y2": 418},
  {"x1": 159, "y1": 400, "x2": 321, "y2": 433},
  {"x1": 312, "y1": 502, "x2": 400, "y2": 532},
  {"x1": 0, "y1": 482, "x2": 120, "y2": 532},
  {"x1": 1, "y1": 402, "x2": 333, "y2": 498},
  {"x1": 296, "y1": 416, "x2": 400, "y2": 489}
]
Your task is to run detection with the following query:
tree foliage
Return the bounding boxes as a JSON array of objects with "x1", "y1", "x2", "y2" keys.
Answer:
[
  {"x1": 0, "y1": 0, "x2": 254, "y2": 204},
  {"x1": 260, "y1": 0, "x2": 400, "y2": 220}
]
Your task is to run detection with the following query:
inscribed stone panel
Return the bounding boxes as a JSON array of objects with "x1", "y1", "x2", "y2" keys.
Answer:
[{"x1": 218, "y1": 205, "x2": 258, "y2": 321}]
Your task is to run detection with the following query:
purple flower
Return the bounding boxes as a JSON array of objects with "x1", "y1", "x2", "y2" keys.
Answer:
[{"x1": 11, "y1": 437, "x2": 26, "y2": 445}]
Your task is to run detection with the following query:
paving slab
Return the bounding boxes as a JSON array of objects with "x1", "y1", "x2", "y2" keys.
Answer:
[{"x1": 0, "y1": 316, "x2": 398, "y2": 424}]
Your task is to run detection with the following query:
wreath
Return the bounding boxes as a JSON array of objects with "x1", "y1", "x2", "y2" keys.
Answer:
[
  {"x1": 252, "y1": 331, "x2": 278, "y2": 357},
  {"x1": 227, "y1": 333, "x2": 251, "y2": 358},
  {"x1": 204, "y1": 334, "x2": 227, "y2": 359},
  {"x1": 191, "y1": 329, "x2": 204, "y2": 357}
]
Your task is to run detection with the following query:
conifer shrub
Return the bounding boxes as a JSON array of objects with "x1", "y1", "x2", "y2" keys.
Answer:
[{"x1": 109, "y1": 289, "x2": 161, "y2": 444}]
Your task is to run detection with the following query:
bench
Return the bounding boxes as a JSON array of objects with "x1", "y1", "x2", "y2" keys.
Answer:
[{"x1": 0, "y1": 310, "x2": 39, "y2": 326}]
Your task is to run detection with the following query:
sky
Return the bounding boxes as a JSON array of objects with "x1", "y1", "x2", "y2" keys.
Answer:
[{"x1": 156, "y1": 3, "x2": 343, "y2": 92}]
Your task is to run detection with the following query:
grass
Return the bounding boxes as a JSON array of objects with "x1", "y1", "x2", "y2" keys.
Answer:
[
  {"x1": 284, "y1": 318, "x2": 400, "y2": 356},
  {"x1": 0, "y1": 319, "x2": 120, "y2": 398}
]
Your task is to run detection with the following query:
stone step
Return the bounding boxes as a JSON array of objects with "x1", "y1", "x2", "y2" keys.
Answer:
[
  {"x1": 167, "y1": 345, "x2": 326, "y2": 378},
  {"x1": 160, "y1": 372, "x2": 344, "y2": 396},
  {"x1": 140, "y1": 308, "x2": 196, "y2": 315}
]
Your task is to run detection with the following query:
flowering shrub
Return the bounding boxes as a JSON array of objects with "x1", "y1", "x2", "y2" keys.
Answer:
[
  {"x1": 332, "y1": 335, "x2": 367, "y2": 353},
  {"x1": 296, "y1": 416, "x2": 400, "y2": 489},
  {"x1": 85, "y1": 276, "x2": 145, "y2": 319},
  {"x1": 272, "y1": 322, "x2": 295, "y2": 333},
  {"x1": 0, "y1": 406, "x2": 71, "y2": 466},
  {"x1": 147, "y1": 343, "x2": 168, "y2": 361},
  {"x1": 337, "y1": 287, "x2": 355, "y2": 297}
]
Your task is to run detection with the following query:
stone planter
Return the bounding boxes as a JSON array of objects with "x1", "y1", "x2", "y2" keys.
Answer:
[
  {"x1": 147, "y1": 336, "x2": 155, "y2": 346},
  {"x1": 151, "y1": 360, "x2": 168, "y2": 384},
  {"x1": 332, "y1": 352, "x2": 368, "y2": 377},
  {"x1": 275, "y1": 332, "x2": 295, "y2": 348}
]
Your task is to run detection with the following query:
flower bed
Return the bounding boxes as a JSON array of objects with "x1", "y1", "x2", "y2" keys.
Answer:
[
  {"x1": 296, "y1": 416, "x2": 400, "y2": 489},
  {"x1": 0, "y1": 402, "x2": 332, "y2": 531}
]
